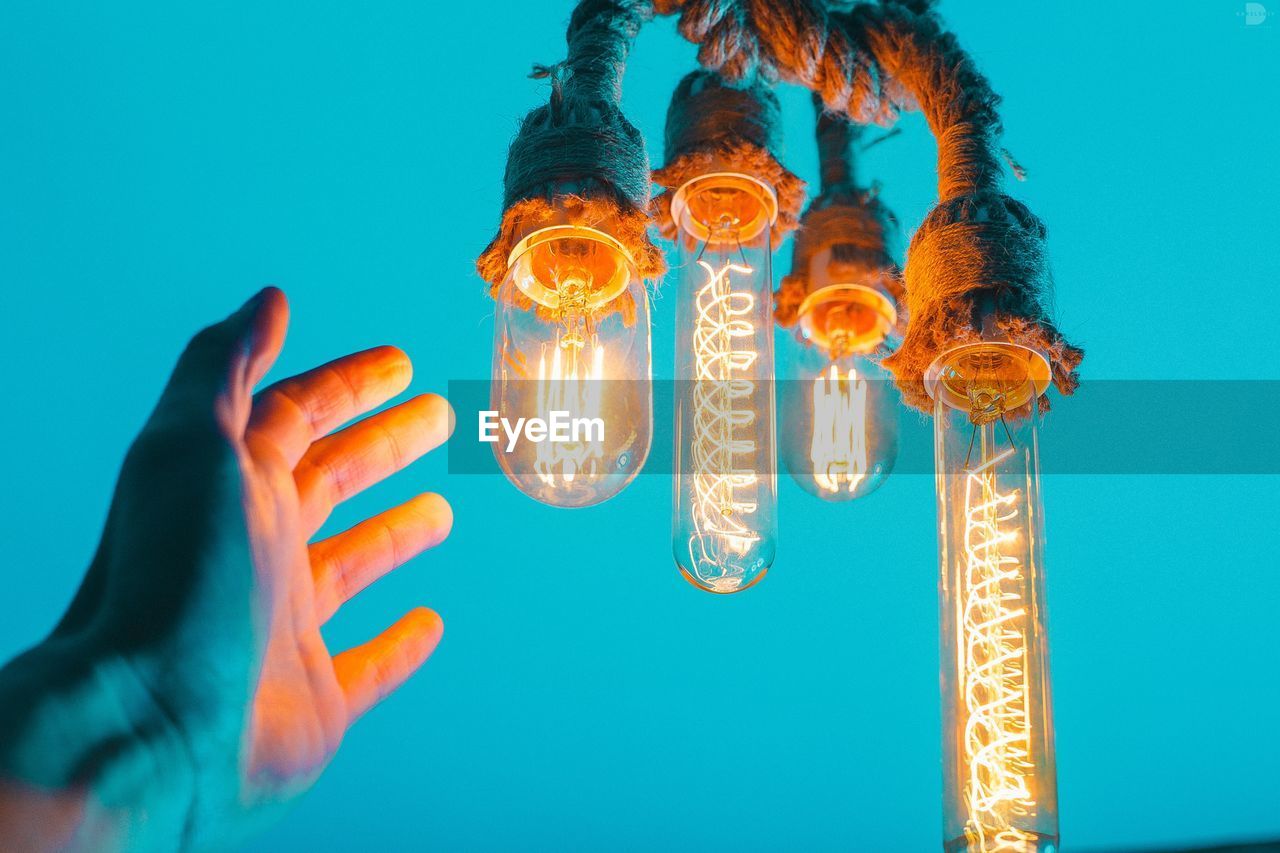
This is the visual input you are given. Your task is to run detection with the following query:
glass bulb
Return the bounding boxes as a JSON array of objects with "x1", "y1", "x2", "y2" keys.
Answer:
[
  {"x1": 670, "y1": 173, "x2": 778, "y2": 594},
  {"x1": 491, "y1": 224, "x2": 652, "y2": 508},
  {"x1": 779, "y1": 284, "x2": 899, "y2": 501},
  {"x1": 929, "y1": 342, "x2": 1059, "y2": 852}
]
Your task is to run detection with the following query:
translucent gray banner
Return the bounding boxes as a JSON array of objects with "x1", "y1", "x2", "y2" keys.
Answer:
[{"x1": 446, "y1": 380, "x2": 1280, "y2": 475}]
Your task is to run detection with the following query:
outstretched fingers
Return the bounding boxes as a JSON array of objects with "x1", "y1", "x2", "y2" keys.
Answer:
[
  {"x1": 309, "y1": 492, "x2": 452, "y2": 623},
  {"x1": 294, "y1": 393, "x2": 453, "y2": 536},
  {"x1": 248, "y1": 346, "x2": 414, "y2": 468},
  {"x1": 332, "y1": 608, "x2": 443, "y2": 723}
]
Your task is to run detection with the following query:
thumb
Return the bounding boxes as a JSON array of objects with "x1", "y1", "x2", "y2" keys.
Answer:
[{"x1": 147, "y1": 287, "x2": 289, "y2": 439}]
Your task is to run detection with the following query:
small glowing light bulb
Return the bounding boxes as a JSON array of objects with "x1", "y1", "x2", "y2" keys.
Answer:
[
  {"x1": 809, "y1": 361, "x2": 869, "y2": 494},
  {"x1": 927, "y1": 342, "x2": 1059, "y2": 852},
  {"x1": 670, "y1": 172, "x2": 779, "y2": 593},
  {"x1": 780, "y1": 281, "x2": 899, "y2": 501},
  {"x1": 492, "y1": 224, "x2": 652, "y2": 508}
]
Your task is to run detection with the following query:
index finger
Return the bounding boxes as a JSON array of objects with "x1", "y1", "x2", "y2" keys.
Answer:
[{"x1": 248, "y1": 346, "x2": 412, "y2": 467}]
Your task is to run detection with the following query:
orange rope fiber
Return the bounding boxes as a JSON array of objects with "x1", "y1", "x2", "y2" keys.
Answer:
[{"x1": 481, "y1": 0, "x2": 1082, "y2": 409}]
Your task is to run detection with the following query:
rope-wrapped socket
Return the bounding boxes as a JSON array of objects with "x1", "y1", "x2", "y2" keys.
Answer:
[
  {"x1": 477, "y1": 0, "x2": 664, "y2": 321},
  {"x1": 653, "y1": 70, "x2": 805, "y2": 244},
  {"x1": 892, "y1": 189, "x2": 1082, "y2": 412},
  {"x1": 477, "y1": 0, "x2": 659, "y2": 510},
  {"x1": 774, "y1": 99, "x2": 903, "y2": 503},
  {"x1": 852, "y1": 7, "x2": 1083, "y2": 411},
  {"x1": 652, "y1": 0, "x2": 1082, "y2": 412},
  {"x1": 776, "y1": 101, "x2": 902, "y2": 361}
]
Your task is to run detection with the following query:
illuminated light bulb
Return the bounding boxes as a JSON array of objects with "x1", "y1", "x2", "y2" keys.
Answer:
[
  {"x1": 779, "y1": 278, "x2": 899, "y2": 501},
  {"x1": 927, "y1": 342, "x2": 1059, "y2": 853},
  {"x1": 671, "y1": 172, "x2": 778, "y2": 594},
  {"x1": 491, "y1": 223, "x2": 652, "y2": 508},
  {"x1": 811, "y1": 362, "x2": 868, "y2": 493}
]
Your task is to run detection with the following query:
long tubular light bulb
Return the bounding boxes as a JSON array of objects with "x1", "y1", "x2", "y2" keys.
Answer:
[
  {"x1": 671, "y1": 173, "x2": 779, "y2": 593},
  {"x1": 928, "y1": 342, "x2": 1059, "y2": 852}
]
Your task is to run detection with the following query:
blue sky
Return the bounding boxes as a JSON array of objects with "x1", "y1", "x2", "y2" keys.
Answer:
[{"x1": 2, "y1": 1, "x2": 1277, "y2": 849}]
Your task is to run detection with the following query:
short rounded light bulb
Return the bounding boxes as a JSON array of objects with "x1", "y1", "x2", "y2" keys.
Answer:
[
  {"x1": 779, "y1": 283, "x2": 900, "y2": 502},
  {"x1": 491, "y1": 224, "x2": 653, "y2": 508}
]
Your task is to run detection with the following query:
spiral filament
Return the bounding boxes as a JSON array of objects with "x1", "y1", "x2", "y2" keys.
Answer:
[
  {"x1": 671, "y1": 172, "x2": 777, "y2": 592},
  {"x1": 960, "y1": 437, "x2": 1035, "y2": 852},
  {"x1": 931, "y1": 343, "x2": 1056, "y2": 850},
  {"x1": 810, "y1": 363, "x2": 870, "y2": 495},
  {"x1": 685, "y1": 256, "x2": 760, "y2": 588}
]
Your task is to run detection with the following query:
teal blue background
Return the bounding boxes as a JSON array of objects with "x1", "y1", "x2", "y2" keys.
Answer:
[{"x1": 2, "y1": 2, "x2": 1278, "y2": 850}]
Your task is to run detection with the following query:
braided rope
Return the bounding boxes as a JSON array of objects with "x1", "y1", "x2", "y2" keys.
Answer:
[
  {"x1": 651, "y1": 70, "x2": 806, "y2": 243},
  {"x1": 655, "y1": 0, "x2": 1082, "y2": 410},
  {"x1": 476, "y1": 0, "x2": 665, "y2": 293},
  {"x1": 480, "y1": 0, "x2": 1081, "y2": 408}
]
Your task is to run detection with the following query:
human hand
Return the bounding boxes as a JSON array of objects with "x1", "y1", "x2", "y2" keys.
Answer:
[{"x1": 0, "y1": 289, "x2": 453, "y2": 850}]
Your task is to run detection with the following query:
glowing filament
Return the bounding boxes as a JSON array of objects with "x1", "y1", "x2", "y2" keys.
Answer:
[
  {"x1": 534, "y1": 322, "x2": 605, "y2": 487},
  {"x1": 810, "y1": 364, "x2": 869, "y2": 494},
  {"x1": 961, "y1": 442, "x2": 1035, "y2": 852},
  {"x1": 686, "y1": 257, "x2": 758, "y2": 586}
]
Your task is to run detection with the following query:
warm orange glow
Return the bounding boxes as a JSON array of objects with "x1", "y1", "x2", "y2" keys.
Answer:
[
  {"x1": 809, "y1": 363, "x2": 869, "y2": 494},
  {"x1": 511, "y1": 225, "x2": 631, "y2": 312},
  {"x1": 930, "y1": 341, "x2": 1056, "y2": 851},
  {"x1": 674, "y1": 172, "x2": 775, "y2": 246},
  {"x1": 960, "y1": 442, "x2": 1036, "y2": 851},
  {"x1": 686, "y1": 256, "x2": 760, "y2": 589},
  {"x1": 534, "y1": 322, "x2": 606, "y2": 487},
  {"x1": 492, "y1": 224, "x2": 653, "y2": 509},
  {"x1": 671, "y1": 172, "x2": 777, "y2": 593}
]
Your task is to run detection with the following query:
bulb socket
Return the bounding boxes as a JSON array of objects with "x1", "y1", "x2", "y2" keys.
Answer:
[
  {"x1": 925, "y1": 341, "x2": 1051, "y2": 420},
  {"x1": 506, "y1": 223, "x2": 636, "y2": 312},
  {"x1": 670, "y1": 171, "x2": 778, "y2": 246},
  {"x1": 797, "y1": 283, "x2": 897, "y2": 357}
]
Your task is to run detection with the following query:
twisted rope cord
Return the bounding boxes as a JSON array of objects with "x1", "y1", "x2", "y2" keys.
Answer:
[
  {"x1": 664, "y1": 70, "x2": 782, "y2": 163},
  {"x1": 652, "y1": 69, "x2": 806, "y2": 244},
  {"x1": 476, "y1": 0, "x2": 664, "y2": 291},
  {"x1": 655, "y1": 0, "x2": 1083, "y2": 409}
]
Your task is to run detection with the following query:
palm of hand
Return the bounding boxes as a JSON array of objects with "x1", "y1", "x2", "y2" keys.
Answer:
[{"x1": 55, "y1": 290, "x2": 452, "y2": 845}]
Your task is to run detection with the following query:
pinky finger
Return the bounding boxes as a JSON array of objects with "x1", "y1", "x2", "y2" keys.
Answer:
[{"x1": 333, "y1": 607, "x2": 443, "y2": 723}]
